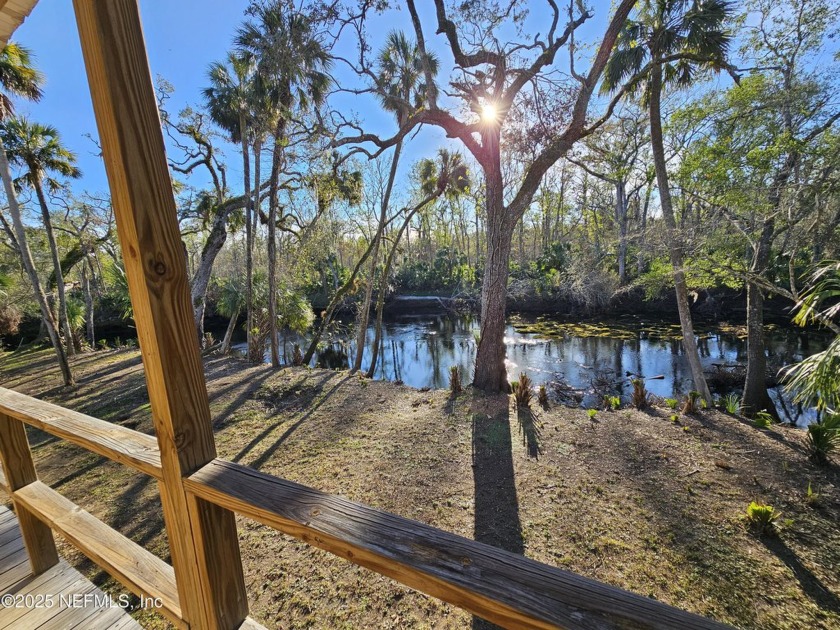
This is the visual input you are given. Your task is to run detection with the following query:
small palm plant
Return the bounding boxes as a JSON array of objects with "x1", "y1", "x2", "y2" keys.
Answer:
[
  {"x1": 722, "y1": 393, "x2": 741, "y2": 414},
  {"x1": 745, "y1": 502, "x2": 781, "y2": 536},
  {"x1": 511, "y1": 372, "x2": 533, "y2": 408},
  {"x1": 806, "y1": 414, "x2": 840, "y2": 465},
  {"x1": 631, "y1": 378, "x2": 649, "y2": 410}
]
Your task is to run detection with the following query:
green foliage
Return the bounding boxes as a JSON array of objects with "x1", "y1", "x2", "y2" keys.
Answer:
[
  {"x1": 275, "y1": 285, "x2": 314, "y2": 336},
  {"x1": 722, "y1": 393, "x2": 741, "y2": 415},
  {"x1": 65, "y1": 297, "x2": 86, "y2": 332},
  {"x1": 806, "y1": 414, "x2": 840, "y2": 465},
  {"x1": 511, "y1": 372, "x2": 533, "y2": 408},
  {"x1": 587, "y1": 409, "x2": 598, "y2": 420},
  {"x1": 449, "y1": 365, "x2": 462, "y2": 396},
  {"x1": 631, "y1": 378, "x2": 649, "y2": 410},
  {"x1": 784, "y1": 262, "x2": 840, "y2": 412},
  {"x1": 805, "y1": 481, "x2": 821, "y2": 507},
  {"x1": 744, "y1": 502, "x2": 781, "y2": 536},
  {"x1": 395, "y1": 247, "x2": 477, "y2": 292},
  {"x1": 604, "y1": 395, "x2": 621, "y2": 411},
  {"x1": 753, "y1": 410, "x2": 774, "y2": 428},
  {"x1": 664, "y1": 398, "x2": 679, "y2": 410}
]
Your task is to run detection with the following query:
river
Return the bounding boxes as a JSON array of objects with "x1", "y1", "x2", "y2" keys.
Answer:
[{"x1": 242, "y1": 313, "x2": 831, "y2": 426}]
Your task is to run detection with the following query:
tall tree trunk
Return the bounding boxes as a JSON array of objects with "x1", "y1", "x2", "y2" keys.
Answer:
[
  {"x1": 302, "y1": 230, "x2": 382, "y2": 366},
  {"x1": 616, "y1": 180, "x2": 628, "y2": 285},
  {"x1": 220, "y1": 306, "x2": 239, "y2": 355},
  {"x1": 33, "y1": 174, "x2": 74, "y2": 357},
  {"x1": 248, "y1": 139, "x2": 261, "y2": 362},
  {"x1": 352, "y1": 141, "x2": 402, "y2": 373},
  {"x1": 742, "y1": 221, "x2": 783, "y2": 417},
  {"x1": 367, "y1": 193, "x2": 437, "y2": 377},
  {"x1": 637, "y1": 182, "x2": 651, "y2": 276},
  {"x1": 191, "y1": 210, "x2": 228, "y2": 338},
  {"x1": 82, "y1": 258, "x2": 95, "y2": 347},
  {"x1": 649, "y1": 64, "x2": 712, "y2": 403},
  {"x1": 268, "y1": 118, "x2": 286, "y2": 368},
  {"x1": 238, "y1": 113, "x2": 255, "y2": 363},
  {"x1": 0, "y1": 143, "x2": 73, "y2": 385},
  {"x1": 473, "y1": 143, "x2": 513, "y2": 392}
]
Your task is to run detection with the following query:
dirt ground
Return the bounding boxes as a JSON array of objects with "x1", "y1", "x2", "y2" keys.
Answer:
[{"x1": 1, "y1": 345, "x2": 838, "y2": 629}]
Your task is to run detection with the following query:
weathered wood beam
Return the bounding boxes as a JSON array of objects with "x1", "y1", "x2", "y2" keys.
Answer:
[
  {"x1": 0, "y1": 412, "x2": 58, "y2": 575},
  {"x1": 187, "y1": 459, "x2": 733, "y2": 630},
  {"x1": 0, "y1": 387, "x2": 162, "y2": 480},
  {"x1": 14, "y1": 480, "x2": 184, "y2": 627},
  {"x1": 71, "y1": 1, "x2": 248, "y2": 628}
]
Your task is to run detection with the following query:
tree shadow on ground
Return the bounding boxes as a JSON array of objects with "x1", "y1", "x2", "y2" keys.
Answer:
[
  {"x1": 761, "y1": 535, "x2": 840, "y2": 615},
  {"x1": 232, "y1": 372, "x2": 348, "y2": 468},
  {"x1": 471, "y1": 400, "x2": 523, "y2": 630},
  {"x1": 516, "y1": 407, "x2": 542, "y2": 459}
]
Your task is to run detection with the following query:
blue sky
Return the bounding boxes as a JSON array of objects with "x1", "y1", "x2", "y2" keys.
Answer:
[{"x1": 12, "y1": 1, "x2": 618, "y2": 201}]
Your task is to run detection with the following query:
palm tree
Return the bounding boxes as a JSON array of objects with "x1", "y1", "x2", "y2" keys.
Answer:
[
  {"x1": 601, "y1": 0, "x2": 733, "y2": 403},
  {"x1": 784, "y1": 260, "x2": 840, "y2": 412},
  {"x1": 2, "y1": 118, "x2": 81, "y2": 359},
  {"x1": 236, "y1": 1, "x2": 331, "y2": 368},
  {"x1": 366, "y1": 149, "x2": 470, "y2": 377},
  {"x1": 351, "y1": 30, "x2": 439, "y2": 373},
  {"x1": 0, "y1": 43, "x2": 74, "y2": 385},
  {"x1": 203, "y1": 50, "x2": 260, "y2": 355}
]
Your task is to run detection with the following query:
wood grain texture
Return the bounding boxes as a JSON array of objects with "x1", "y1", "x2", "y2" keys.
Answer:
[
  {"x1": 187, "y1": 459, "x2": 733, "y2": 630},
  {"x1": 0, "y1": 388, "x2": 162, "y2": 480},
  {"x1": 72, "y1": 1, "x2": 248, "y2": 627},
  {"x1": 0, "y1": 504, "x2": 143, "y2": 629},
  {"x1": 12, "y1": 481, "x2": 183, "y2": 626},
  {"x1": 0, "y1": 413, "x2": 58, "y2": 574}
]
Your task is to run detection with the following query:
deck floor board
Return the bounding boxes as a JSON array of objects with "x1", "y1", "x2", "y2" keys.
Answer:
[{"x1": 0, "y1": 505, "x2": 142, "y2": 629}]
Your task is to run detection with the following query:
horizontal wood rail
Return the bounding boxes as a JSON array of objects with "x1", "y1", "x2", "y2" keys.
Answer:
[
  {"x1": 0, "y1": 387, "x2": 162, "y2": 480},
  {"x1": 186, "y1": 458, "x2": 731, "y2": 630},
  {"x1": 13, "y1": 481, "x2": 183, "y2": 627}
]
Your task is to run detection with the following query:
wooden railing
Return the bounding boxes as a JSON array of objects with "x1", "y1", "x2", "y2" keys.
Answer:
[
  {"x1": 0, "y1": 1, "x2": 731, "y2": 628},
  {"x1": 0, "y1": 386, "x2": 731, "y2": 630}
]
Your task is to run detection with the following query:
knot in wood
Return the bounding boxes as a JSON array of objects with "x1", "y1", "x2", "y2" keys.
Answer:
[{"x1": 153, "y1": 261, "x2": 167, "y2": 276}]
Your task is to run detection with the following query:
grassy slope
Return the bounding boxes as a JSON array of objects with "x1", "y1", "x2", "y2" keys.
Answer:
[{"x1": 1, "y1": 345, "x2": 838, "y2": 629}]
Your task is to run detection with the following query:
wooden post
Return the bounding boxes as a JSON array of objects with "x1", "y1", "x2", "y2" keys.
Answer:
[
  {"x1": 0, "y1": 413, "x2": 59, "y2": 574},
  {"x1": 72, "y1": 2, "x2": 249, "y2": 628}
]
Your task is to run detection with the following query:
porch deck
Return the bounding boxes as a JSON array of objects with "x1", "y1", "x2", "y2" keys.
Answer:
[{"x1": 0, "y1": 504, "x2": 142, "y2": 629}]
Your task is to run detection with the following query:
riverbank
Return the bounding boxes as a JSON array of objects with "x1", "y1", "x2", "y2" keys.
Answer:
[{"x1": 1, "y1": 346, "x2": 838, "y2": 629}]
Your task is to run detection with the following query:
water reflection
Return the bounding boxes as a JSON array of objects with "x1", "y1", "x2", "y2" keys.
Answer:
[{"x1": 240, "y1": 314, "x2": 830, "y2": 426}]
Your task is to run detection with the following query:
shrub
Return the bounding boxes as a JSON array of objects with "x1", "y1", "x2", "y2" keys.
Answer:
[
  {"x1": 631, "y1": 379, "x2": 649, "y2": 410},
  {"x1": 587, "y1": 409, "x2": 598, "y2": 420},
  {"x1": 806, "y1": 414, "x2": 840, "y2": 465},
  {"x1": 664, "y1": 398, "x2": 679, "y2": 410},
  {"x1": 97, "y1": 339, "x2": 108, "y2": 350},
  {"x1": 449, "y1": 365, "x2": 463, "y2": 396},
  {"x1": 722, "y1": 393, "x2": 741, "y2": 414},
  {"x1": 538, "y1": 384, "x2": 549, "y2": 408},
  {"x1": 753, "y1": 410, "x2": 774, "y2": 428},
  {"x1": 292, "y1": 344, "x2": 304, "y2": 366},
  {"x1": 670, "y1": 414, "x2": 680, "y2": 423},
  {"x1": 805, "y1": 481, "x2": 821, "y2": 507},
  {"x1": 511, "y1": 372, "x2": 533, "y2": 408},
  {"x1": 603, "y1": 395, "x2": 621, "y2": 411},
  {"x1": 682, "y1": 391, "x2": 701, "y2": 414},
  {"x1": 745, "y1": 502, "x2": 781, "y2": 536}
]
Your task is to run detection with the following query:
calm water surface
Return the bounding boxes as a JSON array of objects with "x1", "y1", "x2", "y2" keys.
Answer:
[{"x1": 245, "y1": 313, "x2": 830, "y2": 426}]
